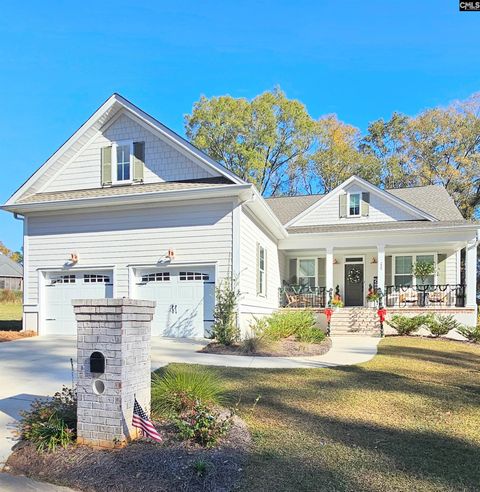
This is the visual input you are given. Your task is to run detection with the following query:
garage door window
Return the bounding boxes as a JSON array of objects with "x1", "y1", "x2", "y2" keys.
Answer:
[
  {"x1": 84, "y1": 274, "x2": 111, "y2": 283},
  {"x1": 141, "y1": 272, "x2": 170, "y2": 283},
  {"x1": 179, "y1": 271, "x2": 209, "y2": 281},
  {"x1": 51, "y1": 275, "x2": 76, "y2": 285}
]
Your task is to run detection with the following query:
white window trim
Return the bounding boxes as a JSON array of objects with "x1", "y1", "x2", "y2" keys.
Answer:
[
  {"x1": 297, "y1": 257, "x2": 317, "y2": 288},
  {"x1": 347, "y1": 192, "x2": 361, "y2": 217},
  {"x1": 112, "y1": 140, "x2": 134, "y2": 185},
  {"x1": 393, "y1": 253, "x2": 438, "y2": 286},
  {"x1": 257, "y1": 244, "x2": 267, "y2": 297}
]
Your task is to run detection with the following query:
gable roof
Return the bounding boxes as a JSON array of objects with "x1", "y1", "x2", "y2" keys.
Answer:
[
  {"x1": 266, "y1": 181, "x2": 464, "y2": 226},
  {"x1": 0, "y1": 254, "x2": 23, "y2": 277},
  {"x1": 5, "y1": 93, "x2": 245, "y2": 206}
]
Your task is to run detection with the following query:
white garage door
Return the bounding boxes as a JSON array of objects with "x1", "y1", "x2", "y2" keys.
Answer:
[
  {"x1": 135, "y1": 267, "x2": 215, "y2": 338},
  {"x1": 44, "y1": 271, "x2": 113, "y2": 335}
]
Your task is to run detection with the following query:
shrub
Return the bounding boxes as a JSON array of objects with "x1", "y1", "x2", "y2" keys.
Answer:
[
  {"x1": 456, "y1": 325, "x2": 480, "y2": 343},
  {"x1": 211, "y1": 278, "x2": 241, "y2": 345},
  {"x1": 151, "y1": 366, "x2": 225, "y2": 417},
  {"x1": 0, "y1": 289, "x2": 22, "y2": 304},
  {"x1": 387, "y1": 314, "x2": 432, "y2": 336},
  {"x1": 173, "y1": 401, "x2": 232, "y2": 447},
  {"x1": 18, "y1": 386, "x2": 77, "y2": 452},
  {"x1": 296, "y1": 326, "x2": 326, "y2": 344},
  {"x1": 263, "y1": 310, "x2": 316, "y2": 341},
  {"x1": 426, "y1": 314, "x2": 461, "y2": 338}
]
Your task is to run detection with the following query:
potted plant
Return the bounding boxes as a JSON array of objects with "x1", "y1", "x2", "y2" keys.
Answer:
[
  {"x1": 411, "y1": 260, "x2": 437, "y2": 307},
  {"x1": 331, "y1": 295, "x2": 344, "y2": 310},
  {"x1": 366, "y1": 284, "x2": 379, "y2": 308}
]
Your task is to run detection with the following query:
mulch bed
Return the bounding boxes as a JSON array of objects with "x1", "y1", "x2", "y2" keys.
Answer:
[
  {"x1": 0, "y1": 330, "x2": 36, "y2": 342},
  {"x1": 5, "y1": 416, "x2": 251, "y2": 492},
  {"x1": 201, "y1": 336, "x2": 332, "y2": 357}
]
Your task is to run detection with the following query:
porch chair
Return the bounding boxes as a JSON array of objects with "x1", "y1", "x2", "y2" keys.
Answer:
[{"x1": 399, "y1": 288, "x2": 419, "y2": 307}]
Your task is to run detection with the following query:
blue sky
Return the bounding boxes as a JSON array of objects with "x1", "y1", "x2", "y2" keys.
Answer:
[{"x1": 0, "y1": 1, "x2": 479, "y2": 251}]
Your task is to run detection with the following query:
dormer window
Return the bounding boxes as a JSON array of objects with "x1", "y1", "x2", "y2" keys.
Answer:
[
  {"x1": 348, "y1": 193, "x2": 361, "y2": 217},
  {"x1": 114, "y1": 141, "x2": 133, "y2": 183}
]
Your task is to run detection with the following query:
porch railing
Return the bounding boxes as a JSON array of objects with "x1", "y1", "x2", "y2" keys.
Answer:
[
  {"x1": 279, "y1": 285, "x2": 327, "y2": 308},
  {"x1": 384, "y1": 284, "x2": 466, "y2": 308}
]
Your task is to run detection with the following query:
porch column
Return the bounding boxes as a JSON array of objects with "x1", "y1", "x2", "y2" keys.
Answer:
[
  {"x1": 326, "y1": 247, "x2": 334, "y2": 292},
  {"x1": 465, "y1": 238, "x2": 478, "y2": 307},
  {"x1": 377, "y1": 244, "x2": 385, "y2": 293}
]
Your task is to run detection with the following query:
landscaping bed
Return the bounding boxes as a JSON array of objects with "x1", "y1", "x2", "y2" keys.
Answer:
[
  {"x1": 202, "y1": 335, "x2": 332, "y2": 357},
  {"x1": 0, "y1": 330, "x2": 35, "y2": 342},
  {"x1": 0, "y1": 301, "x2": 23, "y2": 331},
  {"x1": 6, "y1": 416, "x2": 251, "y2": 492}
]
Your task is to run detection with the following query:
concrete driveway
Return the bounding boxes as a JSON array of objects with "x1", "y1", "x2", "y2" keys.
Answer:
[{"x1": 0, "y1": 334, "x2": 380, "y2": 466}]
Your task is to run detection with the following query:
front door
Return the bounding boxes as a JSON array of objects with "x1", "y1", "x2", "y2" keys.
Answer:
[{"x1": 344, "y1": 263, "x2": 364, "y2": 306}]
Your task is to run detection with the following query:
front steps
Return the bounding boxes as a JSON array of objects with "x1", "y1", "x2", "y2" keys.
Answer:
[{"x1": 330, "y1": 307, "x2": 380, "y2": 336}]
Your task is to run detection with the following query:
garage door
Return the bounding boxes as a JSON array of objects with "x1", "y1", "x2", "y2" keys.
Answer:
[
  {"x1": 135, "y1": 267, "x2": 215, "y2": 338},
  {"x1": 44, "y1": 271, "x2": 113, "y2": 335}
]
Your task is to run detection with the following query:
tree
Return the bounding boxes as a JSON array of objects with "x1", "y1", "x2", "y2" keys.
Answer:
[
  {"x1": 363, "y1": 95, "x2": 480, "y2": 219},
  {"x1": 185, "y1": 87, "x2": 315, "y2": 195},
  {"x1": 309, "y1": 115, "x2": 381, "y2": 193},
  {"x1": 0, "y1": 242, "x2": 22, "y2": 264}
]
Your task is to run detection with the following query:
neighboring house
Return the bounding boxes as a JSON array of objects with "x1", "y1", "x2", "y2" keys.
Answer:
[
  {"x1": 2, "y1": 94, "x2": 478, "y2": 336},
  {"x1": 0, "y1": 253, "x2": 23, "y2": 291}
]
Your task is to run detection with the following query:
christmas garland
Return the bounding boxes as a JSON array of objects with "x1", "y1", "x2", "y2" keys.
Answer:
[{"x1": 347, "y1": 267, "x2": 362, "y2": 284}]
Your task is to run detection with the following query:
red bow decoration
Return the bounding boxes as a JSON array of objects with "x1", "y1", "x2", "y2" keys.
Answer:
[
  {"x1": 377, "y1": 308, "x2": 387, "y2": 323},
  {"x1": 324, "y1": 307, "x2": 333, "y2": 323}
]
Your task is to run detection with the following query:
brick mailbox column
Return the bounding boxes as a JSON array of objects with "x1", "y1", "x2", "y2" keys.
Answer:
[{"x1": 72, "y1": 298, "x2": 156, "y2": 449}]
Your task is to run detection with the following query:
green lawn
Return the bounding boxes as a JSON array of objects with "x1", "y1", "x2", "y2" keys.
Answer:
[
  {"x1": 160, "y1": 337, "x2": 480, "y2": 491},
  {"x1": 0, "y1": 302, "x2": 22, "y2": 330}
]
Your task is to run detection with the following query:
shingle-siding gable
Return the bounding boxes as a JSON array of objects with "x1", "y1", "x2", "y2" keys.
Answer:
[{"x1": 44, "y1": 112, "x2": 217, "y2": 193}]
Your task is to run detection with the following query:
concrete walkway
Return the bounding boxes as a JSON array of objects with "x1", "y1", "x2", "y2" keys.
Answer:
[
  {"x1": 0, "y1": 334, "x2": 380, "y2": 471},
  {"x1": 0, "y1": 472, "x2": 74, "y2": 491}
]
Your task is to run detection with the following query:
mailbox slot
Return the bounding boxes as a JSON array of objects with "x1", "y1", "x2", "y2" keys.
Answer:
[{"x1": 90, "y1": 351, "x2": 105, "y2": 374}]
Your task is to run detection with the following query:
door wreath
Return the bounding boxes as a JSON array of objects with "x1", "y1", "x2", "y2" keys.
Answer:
[{"x1": 347, "y1": 267, "x2": 362, "y2": 284}]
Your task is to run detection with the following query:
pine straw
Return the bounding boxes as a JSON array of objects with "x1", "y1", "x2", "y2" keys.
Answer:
[
  {"x1": 6, "y1": 416, "x2": 251, "y2": 492},
  {"x1": 202, "y1": 335, "x2": 332, "y2": 357},
  {"x1": 0, "y1": 330, "x2": 36, "y2": 342}
]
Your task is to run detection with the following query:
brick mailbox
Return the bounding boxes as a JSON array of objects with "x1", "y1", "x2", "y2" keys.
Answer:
[{"x1": 72, "y1": 298, "x2": 156, "y2": 449}]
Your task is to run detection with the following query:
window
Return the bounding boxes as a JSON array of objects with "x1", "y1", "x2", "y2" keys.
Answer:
[
  {"x1": 179, "y1": 272, "x2": 209, "y2": 281},
  {"x1": 348, "y1": 193, "x2": 361, "y2": 217},
  {"x1": 298, "y1": 259, "x2": 316, "y2": 288},
  {"x1": 114, "y1": 142, "x2": 132, "y2": 182},
  {"x1": 394, "y1": 256, "x2": 413, "y2": 286},
  {"x1": 51, "y1": 275, "x2": 76, "y2": 284},
  {"x1": 394, "y1": 254, "x2": 436, "y2": 286},
  {"x1": 84, "y1": 274, "x2": 110, "y2": 283},
  {"x1": 141, "y1": 272, "x2": 170, "y2": 283},
  {"x1": 257, "y1": 245, "x2": 266, "y2": 295}
]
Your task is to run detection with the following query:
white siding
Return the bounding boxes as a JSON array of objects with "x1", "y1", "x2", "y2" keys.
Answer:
[
  {"x1": 295, "y1": 184, "x2": 419, "y2": 226},
  {"x1": 44, "y1": 111, "x2": 216, "y2": 192},
  {"x1": 238, "y1": 207, "x2": 282, "y2": 333},
  {"x1": 24, "y1": 199, "x2": 234, "y2": 314},
  {"x1": 445, "y1": 251, "x2": 458, "y2": 284}
]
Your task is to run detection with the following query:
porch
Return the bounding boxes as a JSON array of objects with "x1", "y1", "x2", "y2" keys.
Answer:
[{"x1": 277, "y1": 235, "x2": 477, "y2": 326}]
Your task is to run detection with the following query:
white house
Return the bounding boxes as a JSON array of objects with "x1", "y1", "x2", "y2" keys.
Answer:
[{"x1": 2, "y1": 94, "x2": 478, "y2": 337}]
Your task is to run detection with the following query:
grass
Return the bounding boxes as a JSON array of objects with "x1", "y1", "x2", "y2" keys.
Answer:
[
  {"x1": 0, "y1": 302, "x2": 23, "y2": 331},
  {"x1": 158, "y1": 337, "x2": 480, "y2": 491}
]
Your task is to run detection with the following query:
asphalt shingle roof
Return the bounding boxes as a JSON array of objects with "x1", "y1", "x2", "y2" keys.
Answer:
[
  {"x1": 0, "y1": 253, "x2": 23, "y2": 277},
  {"x1": 17, "y1": 177, "x2": 233, "y2": 204},
  {"x1": 265, "y1": 184, "x2": 465, "y2": 225},
  {"x1": 287, "y1": 220, "x2": 471, "y2": 235}
]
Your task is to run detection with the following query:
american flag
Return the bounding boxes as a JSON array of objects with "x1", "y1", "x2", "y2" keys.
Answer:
[{"x1": 132, "y1": 398, "x2": 162, "y2": 442}]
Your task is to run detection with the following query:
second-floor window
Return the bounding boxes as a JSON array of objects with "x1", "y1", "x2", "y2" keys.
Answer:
[
  {"x1": 115, "y1": 142, "x2": 132, "y2": 182},
  {"x1": 348, "y1": 193, "x2": 361, "y2": 217}
]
